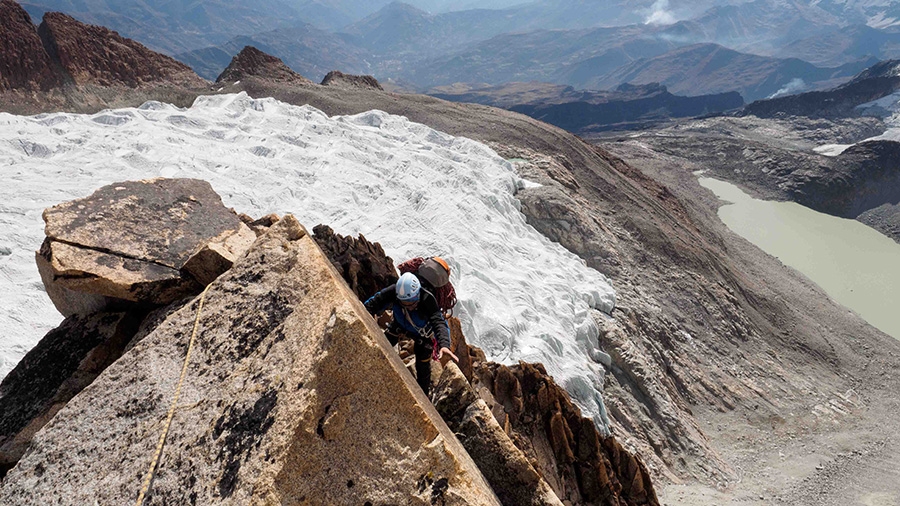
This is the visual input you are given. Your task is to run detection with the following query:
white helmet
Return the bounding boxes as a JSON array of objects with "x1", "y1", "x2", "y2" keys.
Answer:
[{"x1": 396, "y1": 272, "x2": 421, "y2": 302}]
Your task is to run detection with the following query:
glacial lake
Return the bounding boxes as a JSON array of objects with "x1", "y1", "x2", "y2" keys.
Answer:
[{"x1": 699, "y1": 177, "x2": 900, "y2": 341}]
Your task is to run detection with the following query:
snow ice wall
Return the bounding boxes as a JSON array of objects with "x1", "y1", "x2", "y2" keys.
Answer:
[
  {"x1": 816, "y1": 88, "x2": 900, "y2": 156},
  {"x1": 0, "y1": 93, "x2": 616, "y2": 427}
]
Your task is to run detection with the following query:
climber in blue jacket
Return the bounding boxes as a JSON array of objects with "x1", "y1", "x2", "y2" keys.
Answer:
[{"x1": 364, "y1": 272, "x2": 458, "y2": 396}]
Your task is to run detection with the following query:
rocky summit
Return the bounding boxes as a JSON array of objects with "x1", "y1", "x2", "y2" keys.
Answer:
[
  {"x1": 0, "y1": 179, "x2": 657, "y2": 505},
  {"x1": 216, "y1": 46, "x2": 312, "y2": 85},
  {"x1": 742, "y1": 59, "x2": 900, "y2": 118}
]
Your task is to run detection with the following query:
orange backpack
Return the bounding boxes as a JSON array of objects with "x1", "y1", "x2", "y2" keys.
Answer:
[{"x1": 397, "y1": 256, "x2": 457, "y2": 316}]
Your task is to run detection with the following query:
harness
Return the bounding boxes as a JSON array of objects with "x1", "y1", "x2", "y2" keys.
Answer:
[{"x1": 398, "y1": 289, "x2": 441, "y2": 360}]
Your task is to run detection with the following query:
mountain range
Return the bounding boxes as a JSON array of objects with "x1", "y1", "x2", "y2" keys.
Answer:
[{"x1": 16, "y1": 0, "x2": 900, "y2": 100}]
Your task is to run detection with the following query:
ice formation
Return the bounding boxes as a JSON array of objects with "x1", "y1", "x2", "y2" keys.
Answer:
[
  {"x1": 0, "y1": 93, "x2": 616, "y2": 425},
  {"x1": 816, "y1": 90, "x2": 900, "y2": 156}
]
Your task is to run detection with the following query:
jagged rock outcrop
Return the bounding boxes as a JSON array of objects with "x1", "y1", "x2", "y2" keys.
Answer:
[
  {"x1": 0, "y1": 310, "x2": 144, "y2": 479},
  {"x1": 0, "y1": 0, "x2": 57, "y2": 91},
  {"x1": 311, "y1": 224, "x2": 398, "y2": 301},
  {"x1": 0, "y1": 213, "x2": 502, "y2": 505},
  {"x1": 433, "y1": 362, "x2": 566, "y2": 506},
  {"x1": 321, "y1": 70, "x2": 384, "y2": 91},
  {"x1": 37, "y1": 12, "x2": 206, "y2": 89},
  {"x1": 36, "y1": 178, "x2": 255, "y2": 316},
  {"x1": 216, "y1": 46, "x2": 312, "y2": 85},
  {"x1": 472, "y1": 361, "x2": 658, "y2": 506}
]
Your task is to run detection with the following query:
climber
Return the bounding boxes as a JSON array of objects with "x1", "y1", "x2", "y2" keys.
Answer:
[{"x1": 365, "y1": 272, "x2": 458, "y2": 397}]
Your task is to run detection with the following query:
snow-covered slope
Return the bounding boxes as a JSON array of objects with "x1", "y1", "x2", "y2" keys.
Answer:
[{"x1": 0, "y1": 92, "x2": 616, "y2": 424}]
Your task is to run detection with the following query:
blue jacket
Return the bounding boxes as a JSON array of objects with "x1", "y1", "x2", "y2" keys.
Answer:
[{"x1": 364, "y1": 284, "x2": 451, "y2": 349}]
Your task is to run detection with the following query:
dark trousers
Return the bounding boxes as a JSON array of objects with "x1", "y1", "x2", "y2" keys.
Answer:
[{"x1": 385, "y1": 322, "x2": 433, "y2": 396}]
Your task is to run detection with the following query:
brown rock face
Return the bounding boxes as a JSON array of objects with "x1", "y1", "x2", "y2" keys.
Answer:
[
  {"x1": 37, "y1": 12, "x2": 205, "y2": 88},
  {"x1": 321, "y1": 70, "x2": 384, "y2": 91},
  {"x1": 216, "y1": 45, "x2": 312, "y2": 85},
  {"x1": 0, "y1": 0, "x2": 57, "y2": 91},
  {"x1": 37, "y1": 178, "x2": 255, "y2": 315},
  {"x1": 311, "y1": 224, "x2": 398, "y2": 301},
  {"x1": 0, "y1": 216, "x2": 501, "y2": 505},
  {"x1": 0, "y1": 310, "x2": 144, "y2": 479}
]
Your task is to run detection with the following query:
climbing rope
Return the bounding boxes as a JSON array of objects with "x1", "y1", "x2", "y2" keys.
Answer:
[{"x1": 135, "y1": 283, "x2": 212, "y2": 506}]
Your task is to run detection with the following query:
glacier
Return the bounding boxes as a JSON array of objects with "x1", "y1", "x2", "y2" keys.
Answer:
[
  {"x1": 815, "y1": 90, "x2": 900, "y2": 156},
  {"x1": 0, "y1": 92, "x2": 616, "y2": 426}
]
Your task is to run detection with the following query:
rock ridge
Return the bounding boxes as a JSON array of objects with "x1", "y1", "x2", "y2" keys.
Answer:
[
  {"x1": 0, "y1": 188, "x2": 503, "y2": 504},
  {"x1": 321, "y1": 70, "x2": 384, "y2": 91}
]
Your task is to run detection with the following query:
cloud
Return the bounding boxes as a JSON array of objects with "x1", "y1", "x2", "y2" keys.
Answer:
[
  {"x1": 767, "y1": 78, "x2": 807, "y2": 99},
  {"x1": 644, "y1": 0, "x2": 676, "y2": 25}
]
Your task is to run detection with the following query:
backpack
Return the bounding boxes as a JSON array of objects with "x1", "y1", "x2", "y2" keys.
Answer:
[{"x1": 397, "y1": 256, "x2": 457, "y2": 316}]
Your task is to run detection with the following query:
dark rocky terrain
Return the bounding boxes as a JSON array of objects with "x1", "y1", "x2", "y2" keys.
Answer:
[
  {"x1": 1, "y1": 20, "x2": 899, "y2": 504},
  {"x1": 320, "y1": 70, "x2": 383, "y2": 90},
  {"x1": 38, "y1": 11, "x2": 206, "y2": 88},
  {"x1": 743, "y1": 59, "x2": 900, "y2": 118}
]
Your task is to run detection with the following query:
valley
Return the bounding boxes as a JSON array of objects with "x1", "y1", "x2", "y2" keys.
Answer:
[{"x1": 1, "y1": 1, "x2": 900, "y2": 504}]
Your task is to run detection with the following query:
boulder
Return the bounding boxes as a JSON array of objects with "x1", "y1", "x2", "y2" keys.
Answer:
[
  {"x1": 433, "y1": 362, "x2": 565, "y2": 506},
  {"x1": 36, "y1": 178, "x2": 256, "y2": 316},
  {"x1": 0, "y1": 310, "x2": 143, "y2": 479},
  {"x1": 0, "y1": 216, "x2": 501, "y2": 505},
  {"x1": 216, "y1": 46, "x2": 312, "y2": 85},
  {"x1": 0, "y1": 0, "x2": 57, "y2": 91}
]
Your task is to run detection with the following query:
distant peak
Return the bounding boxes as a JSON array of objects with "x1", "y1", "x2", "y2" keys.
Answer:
[{"x1": 216, "y1": 46, "x2": 311, "y2": 85}]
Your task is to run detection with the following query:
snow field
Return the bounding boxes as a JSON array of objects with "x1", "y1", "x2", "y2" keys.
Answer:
[{"x1": 0, "y1": 92, "x2": 616, "y2": 426}]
